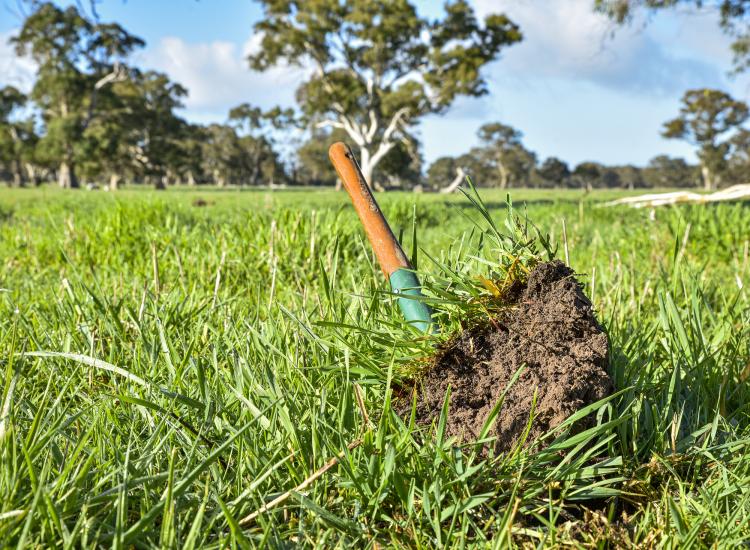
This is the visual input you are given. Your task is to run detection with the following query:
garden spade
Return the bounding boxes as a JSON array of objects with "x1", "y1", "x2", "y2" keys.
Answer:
[{"x1": 328, "y1": 142, "x2": 433, "y2": 332}]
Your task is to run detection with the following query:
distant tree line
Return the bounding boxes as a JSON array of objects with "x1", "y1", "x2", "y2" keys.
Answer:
[
  {"x1": 0, "y1": 2, "x2": 295, "y2": 190},
  {"x1": 2, "y1": 1, "x2": 750, "y2": 191}
]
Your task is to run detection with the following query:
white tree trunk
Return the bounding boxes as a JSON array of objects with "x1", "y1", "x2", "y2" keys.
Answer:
[
  {"x1": 11, "y1": 160, "x2": 24, "y2": 188},
  {"x1": 109, "y1": 174, "x2": 120, "y2": 191},
  {"x1": 701, "y1": 165, "x2": 713, "y2": 191},
  {"x1": 498, "y1": 162, "x2": 509, "y2": 189},
  {"x1": 25, "y1": 163, "x2": 39, "y2": 186}
]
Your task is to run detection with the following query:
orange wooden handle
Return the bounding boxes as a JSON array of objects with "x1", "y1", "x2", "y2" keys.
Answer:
[{"x1": 328, "y1": 142, "x2": 411, "y2": 276}]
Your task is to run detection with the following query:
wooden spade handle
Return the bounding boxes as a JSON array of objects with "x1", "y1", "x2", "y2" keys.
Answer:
[{"x1": 328, "y1": 142, "x2": 411, "y2": 276}]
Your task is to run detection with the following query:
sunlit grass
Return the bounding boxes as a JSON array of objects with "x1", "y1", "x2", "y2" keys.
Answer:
[{"x1": 0, "y1": 186, "x2": 748, "y2": 546}]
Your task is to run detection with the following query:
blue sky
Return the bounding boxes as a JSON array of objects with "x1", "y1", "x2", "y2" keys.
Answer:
[{"x1": 2, "y1": 0, "x2": 749, "y2": 167}]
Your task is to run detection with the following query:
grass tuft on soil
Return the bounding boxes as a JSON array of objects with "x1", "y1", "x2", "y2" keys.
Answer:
[{"x1": 402, "y1": 259, "x2": 612, "y2": 454}]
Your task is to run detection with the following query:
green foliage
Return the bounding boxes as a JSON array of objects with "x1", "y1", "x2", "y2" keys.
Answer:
[
  {"x1": 0, "y1": 187, "x2": 749, "y2": 546},
  {"x1": 0, "y1": 86, "x2": 34, "y2": 187},
  {"x1": 663, "y1": 88, "x2": 749, "y2": 189},
  {"x1": 535, "y1": 156, "x2": 571, "y2": 187},
  {"x1": 645, "y1": 154, "x2": 700, "y2": 188},
  {"x1": 426, "y1": 156, "x2": 459, "y2": 190},
  {"x1": 12, "y1": 2, "x2": 145, "y2": 188},
  {"x1": 477, "y1": 122, "x2": 537, "y2": 189},
  {"x1": 250, "y1": 0, "x2": 521, "y2": 184},
  {"x1": 426, "y1": 121, "x2": 538, "y2": 190}
]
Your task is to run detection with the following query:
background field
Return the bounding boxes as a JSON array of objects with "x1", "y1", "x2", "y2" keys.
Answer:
[{"x1": 1, "y1": 188, "x2": 749, "y2": 547}]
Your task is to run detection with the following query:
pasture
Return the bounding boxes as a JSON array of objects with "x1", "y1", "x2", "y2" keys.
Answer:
[{"x1": 1, "y1": 187, "x2": 749, "y2": 547}]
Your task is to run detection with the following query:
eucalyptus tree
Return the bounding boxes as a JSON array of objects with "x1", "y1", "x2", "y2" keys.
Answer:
[
  {"x1": 535, "y1": 157, "x2": 570, "y2": 187},
  {"x1": 294, "y1": 127, "x2": 348, "y2": 186},
  {"x1": 644, "y1": 155, "x2": 698, "y2": 188},
  {"x1": 248, "y1": 0, "x2": 521, "y2": 189},
  {"x1": 427, "y1": 157, "x2": 458, "y2": 190},
  {"x1": 174, "y1": 123, "x2": 206, "y2": 186},
  {"x1": 74, "y1": 68, "x2": 187, "y2": 190},
  {"x1": 78, "y1": 68, "x2": 140, "y2": 189},
  {"x1": 573, "y1": 162, "x2": 603, "y2": 192},
  {"x1": 229, "y1": 103, "x2": 294, "y2": 186},
  {"x1": 134, "y1": 71, "x2": 188, "y2": 189},
  {"x1": 11, "y1": 2, "x2": 144, "y2": 188},
  {"x1": 0, "y1": 86, "x2": 35, "y2": 187},
  {"x1": 477, "y1": 122, "x2": 537, "y2": 188},
  {"x1": 427, "y1": 156, "x2": 467, "y2": 193},
  {"x1": 201, "y1": 124, "x2": 242, "y2": 188},
  {"x1": 726, "y1": 128, "x2": 750, "y2": 182},
  {"x1": 662, "y1": 89, "x2": 749, "y2": 190}
]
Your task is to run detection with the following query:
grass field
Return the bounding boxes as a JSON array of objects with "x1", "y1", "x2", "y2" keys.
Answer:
[{"x1": 1, "y1": 186, "x2": 749, "y2": 547}]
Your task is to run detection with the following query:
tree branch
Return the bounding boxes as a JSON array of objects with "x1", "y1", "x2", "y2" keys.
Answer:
[
  {"x1": 382, "y1": 107, "x2": 409, "y2": 143},
  {"x1": 316, "y1": 119, "x2": 345, "y2": 130},
  {"x1": 365, "y1": 109, "x2": 378, "y2": 143}
]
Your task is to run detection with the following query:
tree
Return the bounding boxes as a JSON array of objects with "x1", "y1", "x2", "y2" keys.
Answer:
[
  {"x1": 132, "y1": 71, "x2": 188, "y2": 189},
  {"x1": 662, "y1": 89, "x2": 749, "y2": 190},
  {"x1": 427, "y1": 156, "x2": 459, "y2": 190},
  {"x1": 229, "y1": 103, "x2": 294, "y2": 186},
  {"x1": 425, "y1": 156, "x2": 467, "y2": 193},
  {"x1": 456, "y1": 148, "x2": 494, "y2": 186},
  {"x1": 78, "y1": 67, "x2": 139, "y2": 189},
  {"x1": 198, "y1": 121, "x2": 286, "y2": 188},
  {"x1": 573, "y1": 162, "x2": 602, "y2": 192},
  {"x1": 476, "y1": 122, "x2": 536, "y2": 188},
  {"x1": 726, "y1": 128, "x2": 750, "y2": 182},
  {"x1": 12, "y1": 2, "x2": 145, "y2": 188},
  {"x1": 612, "y1": 165, "x2": 644, "y2": 190},
  {"x1": 201, "y1": 124, "x2": 240, "y2": 188},
  {"x1": 595, "y1": 0, "x2": 750, "y2": 72},
  {"x1": 248, "y1": 0, "x2": 521, "y2": 189},
  {"x1": 295, "y1": 127, "x2": 347, "y2": 186},
  {"x1": 375, "y1": 138, "x2": 422, "y2": 189},
  {"x1": 644, "y1": 155, "x2": 699, "y2": 188},
  {"x1": 174, "y1": 123, "x2": 206, "y2": 186},
  {"x1": 535, "y1": 157, "x2": 570, "y2": 187},
  {"x1": 73, "y1": 68, "x2": 189, "y2": 190},
  {"x1": 0, "y1": 86, "x2": 34, "y2": 187},
  {"x1": 296, "y1": 125, "x2": 419, "y2": 188}
]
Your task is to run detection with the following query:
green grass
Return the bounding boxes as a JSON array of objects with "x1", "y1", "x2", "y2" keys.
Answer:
[{"x1": 0, "y1": 186, "x2": 749, "y2": 547}]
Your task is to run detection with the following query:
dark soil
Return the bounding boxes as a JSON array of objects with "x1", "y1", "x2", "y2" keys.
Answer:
[{"x1": 404, "y1": 260, "x2": 612, "y2": 453}]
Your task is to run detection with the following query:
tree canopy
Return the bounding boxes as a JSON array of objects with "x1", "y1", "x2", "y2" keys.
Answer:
[
  {"x1": 662, "y1": 88, "x2": 749, "y2": 189},
  {"x1": 3, "y1": 1, "x2": 750, "y2": 192},
  {"x1": 248, "y1": 0, "x2": 522, "y2": 188},
  {"x1": 0, "y1": 86, "x2": 34, "y2": 187},
  {"x1": 12, "y1": 2, "x2": 147, "y2": 188}
]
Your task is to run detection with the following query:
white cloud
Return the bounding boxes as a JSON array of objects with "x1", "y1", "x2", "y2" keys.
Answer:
[
  {"x1": 137, "y1": 33, "x2": 306, "y2": 120},
  {"x1": 475, "y1": 0, "x2": 724, "y2": 95},
  {"x1": 0, "y1": 29, "x2": 36, "y2": 93}
]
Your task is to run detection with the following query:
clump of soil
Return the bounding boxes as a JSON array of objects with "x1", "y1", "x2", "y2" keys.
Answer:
[{"x1": 404, "y1": 260, "x2": 612, "y2": 453}]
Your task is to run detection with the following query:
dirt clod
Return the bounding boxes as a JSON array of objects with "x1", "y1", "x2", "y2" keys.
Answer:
[{"x1": 405, "y1": 260, "x2": 612, "y2": 452}]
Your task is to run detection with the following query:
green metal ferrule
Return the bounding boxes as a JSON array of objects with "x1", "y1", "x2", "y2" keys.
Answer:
[{"x1": 389, "y1": 268, "x2": 433, "y2": 333}]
